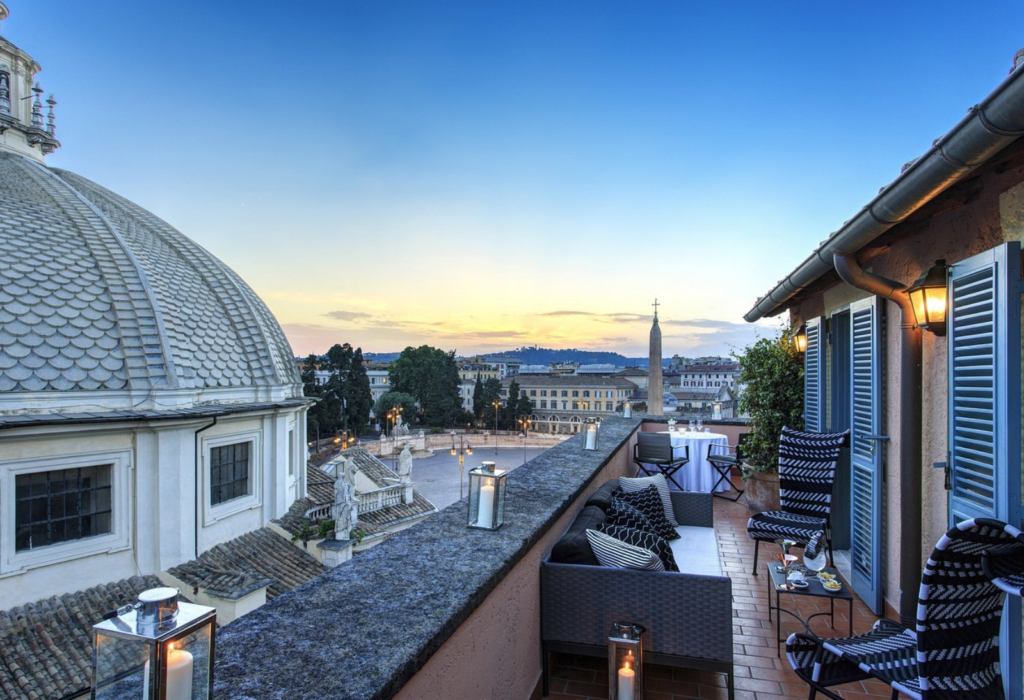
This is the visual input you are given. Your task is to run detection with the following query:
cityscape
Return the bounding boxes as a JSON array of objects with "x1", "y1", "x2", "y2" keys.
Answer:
[{"x1": 1, "y1": 3, "x2": 1024, "y2": 700}]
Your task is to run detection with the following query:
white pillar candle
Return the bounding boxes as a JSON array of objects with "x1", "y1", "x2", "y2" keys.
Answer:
[
  {"x1": 165, "y1": 647, "x2": 193, "y2": 700},
  {"x1": 617, "y1": 663, "x2": 635, "y2": 700},
  {"x1": 141, "y1": 660, "x2": 150, "y2": 699},
  {"x1": 584, "y1": 428, "x2": 597, "y2": 450},
  {"x1": 477, "y1": 483, "x2": 494, "y2": 528}
]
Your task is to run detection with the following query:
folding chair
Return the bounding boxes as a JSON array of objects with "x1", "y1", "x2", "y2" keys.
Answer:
[
  {"x1": 632, "y1": 432, "x2": 689, "y2": 491},
  {"x1": 706, "y1": 433, "x2": 749, "y2": 502}
]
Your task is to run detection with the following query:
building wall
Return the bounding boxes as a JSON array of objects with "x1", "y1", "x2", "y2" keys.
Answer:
[
  {"x1": 789, "y1": 159, "x2": 1024, "y2": 612},
  {"x1": 0, "y1": 406, "x2": 306, "y2": 608}
]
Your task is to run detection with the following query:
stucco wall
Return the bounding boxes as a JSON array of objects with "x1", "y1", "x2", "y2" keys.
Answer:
[
  {"x1": 394, "y1": 434, "x2": 635, "y2": 700},
  {"x1": 789, "y1": 158, "x2": 1024, "y2": 613}
]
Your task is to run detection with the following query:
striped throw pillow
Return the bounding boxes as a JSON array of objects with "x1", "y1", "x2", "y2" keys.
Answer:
[
  {"x1": 619, "y1": 473, "x2": 677, "y2": 526},
  {"x1": 585, "y1": 529, "x2": 666, "y2": 571},
  {"x1": 597, "y1": 523, "x2": 680, "y2": 572}
]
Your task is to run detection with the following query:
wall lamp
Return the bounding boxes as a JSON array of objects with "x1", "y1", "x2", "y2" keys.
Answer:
[
  {"x1": 906, "y1": 259, "x2": 948, "y2": 336},
  {"x1": 792, "y1": 324, "x2": 808, "y2": 353}
]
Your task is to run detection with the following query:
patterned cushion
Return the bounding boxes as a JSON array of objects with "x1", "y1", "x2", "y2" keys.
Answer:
[
  {"x1": 619, "y1": 473, "x2": 677, "y2": 526},
  {"x1": 747, "y1": 510, "x2": 825, "y2": 545},
  {"x1": 614, "y1": 487, "x2": 679, "y2": 541},
  {"x1": 597, "y1": 523, "x2": 679, "y2": 572},
  {"x1": 585, "y1": 529, "x2": 665, "y2": 571},
  {"x1": 804, "y1": 529, "x2": 824, "y2": 560},
  {"x1": 607, "y1": 499, "x2": 656, "y2": 534}
]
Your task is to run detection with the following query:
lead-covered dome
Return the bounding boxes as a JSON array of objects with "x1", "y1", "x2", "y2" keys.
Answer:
[{"x1": 0, "y1": 150, "x2": 301, "y2": 397}]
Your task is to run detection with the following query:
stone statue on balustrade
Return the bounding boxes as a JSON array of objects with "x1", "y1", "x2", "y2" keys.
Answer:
[
  {"x1": 397, "y1": 444, "x2": 414, "y2": 483},
  {"x1": 332, "y1": 459, "x2": 359, "y2": 540}
]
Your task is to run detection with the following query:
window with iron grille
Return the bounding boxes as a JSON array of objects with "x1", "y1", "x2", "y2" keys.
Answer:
[
  {"x1": 15, "y1": 465, "x2": 112, "y2": 552},
  {"x1": 210, "y1": 442, "x2": 251, "y2": 506}
]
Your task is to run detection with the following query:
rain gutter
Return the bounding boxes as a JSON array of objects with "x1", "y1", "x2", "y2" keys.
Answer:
[{"x1": 745, "y1": 63, "x2": 1024, "y2": 322}]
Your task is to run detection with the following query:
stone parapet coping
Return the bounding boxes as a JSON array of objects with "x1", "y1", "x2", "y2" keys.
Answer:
[{"x1": 212, "y1": 416, "x2": 643, "y2": 699}]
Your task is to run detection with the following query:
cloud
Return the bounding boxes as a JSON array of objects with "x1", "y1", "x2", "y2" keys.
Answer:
[
  {"x1": 442, "y1": 329, "x2": 532, "y2": 339},
  {"x1": 324, "y1": 310, "x2": 373, "y2": 322},
  {"x1": 537, "y1": 310, "x2": 597, "y2": 317}
]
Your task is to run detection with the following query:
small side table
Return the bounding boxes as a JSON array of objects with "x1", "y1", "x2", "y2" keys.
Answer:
[{"x1": 765, "y1": 563, "x2": 854, "y2": 656}]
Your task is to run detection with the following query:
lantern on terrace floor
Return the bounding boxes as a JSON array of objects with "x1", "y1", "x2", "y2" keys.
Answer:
[
  {"x1": 906, "y1": 259, "x2": 948, "y2": 336},
  {"x1": 467, "y1": 461, "x2": 507, "y2": 530},
  {"x1": 607, "y1": 622, "x2": 645, "y2": 700},
  {"x1": 582, "y1": 417, "x2": 601, "y2": 450},
  {"x1": 92, "y1": 587, "x2": 216, "y2": 700},
  {"x1": 623, "y1": 401, "x2": 632, "y2": 418}
]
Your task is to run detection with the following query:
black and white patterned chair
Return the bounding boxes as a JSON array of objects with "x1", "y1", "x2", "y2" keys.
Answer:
[
  {"x1": 746, "y1": 427, "x2": 849, "y2": 575},
  {"x1": 786, "y1": 518, "x2": 1024, "y2": 700}
]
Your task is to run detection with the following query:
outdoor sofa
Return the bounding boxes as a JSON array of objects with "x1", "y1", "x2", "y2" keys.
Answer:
[{"x1": 540, "y1": 479, "x2": 734, "y2": 698}]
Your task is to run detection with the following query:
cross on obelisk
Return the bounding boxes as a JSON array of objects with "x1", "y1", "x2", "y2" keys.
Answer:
[{"x1": 652, "y1": 298, "x2": 659, "y2": 319}]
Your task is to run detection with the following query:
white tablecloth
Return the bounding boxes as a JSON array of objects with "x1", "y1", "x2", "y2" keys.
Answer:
[{"x1": 654, "y1": 431, "x2": 730, "y2": 492}]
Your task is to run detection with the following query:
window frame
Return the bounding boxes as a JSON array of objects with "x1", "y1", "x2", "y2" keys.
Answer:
[
  {"x1": 1, "y1": 449, "x2": 132, "y2": 575},
  {"x1": 203, "y1": 430, "x2": 262, "y2": 525}
]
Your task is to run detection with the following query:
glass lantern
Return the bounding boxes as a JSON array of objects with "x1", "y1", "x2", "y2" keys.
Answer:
[
  {"x1": 467, "y1": 461, "x2": 507, "y2": 530},
  {"x1": 906, "y1": 259, "x2": 948, "y2": 336},
  {"x1": 623, "y1": 402, "x2": 632, "y2": 418},
  {"x1": 92, "y1": 587, "x2": 216, "y2": 700},
  {"x1": 582, "y1": 417, "x2": 600, "y2": 450},
  {"x1": 607, "y1": 622, "x2": 645, "y2": 700}
]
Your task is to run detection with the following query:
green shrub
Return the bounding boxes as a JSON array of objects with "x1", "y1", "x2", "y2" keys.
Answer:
[{"x1": 736, "y1": 328, "x2": 804, "y2": 476}]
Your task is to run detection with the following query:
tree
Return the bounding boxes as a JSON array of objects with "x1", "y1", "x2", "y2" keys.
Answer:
[
  {"x1": 345, "y1": 349, "x2": 373, "y2": 434},
  {"x1": 472, "y1": 375, "x2": 485, "y2": 421},
  {"x1": 319, "y1": 343, "x2": 373, "y2": 437},
  {"x1": 516, "y1": 393, "x2": 534, "y2": 422},
  {"x1": 389, "y1": 345, "x2": 462, "y2": 427},
  {"x1": 373, "y1": 391, "x2": 418, "y2": 433},
  {"x1": 503, "y1": 380, "x2": 521, "y2": 429},
  {"x1": 478, "y1": 377, "x2": 502, "y2": 424},
  {"x1": 736, "y1": 328, "x2": 804, "y2": 474}
]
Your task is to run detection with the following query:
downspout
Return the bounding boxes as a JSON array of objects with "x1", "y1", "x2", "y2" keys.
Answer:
[
  {"x1": 834, "y1": 253, "x2": 922, "y2": 626},
  {"x1": 194, "y1": 417, "x2": 217, "y2": 559}
]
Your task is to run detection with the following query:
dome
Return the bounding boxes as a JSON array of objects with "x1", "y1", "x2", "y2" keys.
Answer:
[{"x1": 0, "y1": 150, "x2": 301, "y2": 399}]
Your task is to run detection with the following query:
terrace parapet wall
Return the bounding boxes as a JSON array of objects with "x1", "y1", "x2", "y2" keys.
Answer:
[{"x1": 213, "y1": 416, "x2": 643, "y2": 699}]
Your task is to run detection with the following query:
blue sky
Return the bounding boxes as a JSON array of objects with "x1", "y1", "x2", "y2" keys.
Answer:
[{"x1": 12, "y1": 1, "x2": 1024, "y2": 357}]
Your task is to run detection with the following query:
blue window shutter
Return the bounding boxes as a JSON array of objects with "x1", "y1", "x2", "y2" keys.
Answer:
[
  {"x1": 804, "y1": 317, "x2": 826, "y2": 432},
  {"x1": 849, "y1": 296, "x2": 884, "y2": 615},
  {"x1": 947, "y1": 242, "x2": 1021, "y2": 699}
]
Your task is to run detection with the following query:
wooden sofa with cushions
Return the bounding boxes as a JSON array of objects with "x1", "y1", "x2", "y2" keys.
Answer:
[{"x1": 540, "y1": 479, "x2": 734, "y2": 698}]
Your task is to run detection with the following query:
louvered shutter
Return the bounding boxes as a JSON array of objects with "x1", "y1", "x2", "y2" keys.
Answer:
[
  {"x1": 803, "y1": 317, "x2": 826, "y2": 432},
  {"x1": 947, "y1": 243, "x2": 1021, "y2": 700},
  {"x1": 948, "y1": 242, "x2": 1022, "y2": 526},
  {"x1": 849, "y1": 296, "x2": 884, "y2": 615}
]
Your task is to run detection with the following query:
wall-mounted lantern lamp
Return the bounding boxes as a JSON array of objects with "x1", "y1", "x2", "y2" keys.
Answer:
[
  {"x1": 607, "y1": 622, "x2": 645, "y2": 700},
  {"x1": 92, "y1": 587, "x2": 215, "y2": 700},
  {"x1": 906, "y1": 259, "x2": 948, "y2": 336},
  {"x1": 792, "y1": 324, "x2": 808, "y2": 353},
  {"x1": 468, "y1": 461, "x2": 506, "y2": 530},
  {"x1": 582, "y1": 417, "x2": 601, "y2": 450}
]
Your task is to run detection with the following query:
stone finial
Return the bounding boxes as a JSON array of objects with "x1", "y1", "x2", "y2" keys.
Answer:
[
  {"x1": 45, "y1": 94, "x2": 55, "y2": 135},
  {"x1": 30, "y1": 83, "x2": 43, "y2": 128},
  {"x1": 0, "y1": 3, "x2": 8, "y2": 35}
]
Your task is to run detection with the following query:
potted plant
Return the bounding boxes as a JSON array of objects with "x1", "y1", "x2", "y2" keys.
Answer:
[{"x1": 736, "y1": 328, "x2": 804, "y2": 513}]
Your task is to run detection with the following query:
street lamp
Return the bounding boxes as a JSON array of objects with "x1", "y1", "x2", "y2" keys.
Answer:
[
  {"x1": 517, "y1": 417, "x2": 532, "y2": 465},
  {"x1": 386, "y1": 406, "x2": 404, "y2": 438},
  {"x1": 450, "y1": 431, "x2": 474, "y2": 499},
  {"x1": 491, "y1": 400, "x2": 502, "y2": 455}
]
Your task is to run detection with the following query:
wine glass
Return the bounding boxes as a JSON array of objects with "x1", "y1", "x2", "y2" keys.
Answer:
[
  {"x1": 803, "y1": 531, "x2": 827, "y2": 577},
  {"x1": 688, "y1": 419, "x2": 695, "y2": 432},
  {"x1": 775, "y1": 539, "x2": 798, "y2": 588},
  {"x1": 696, "y1": 419, "x2": 703, "y2": 432}
]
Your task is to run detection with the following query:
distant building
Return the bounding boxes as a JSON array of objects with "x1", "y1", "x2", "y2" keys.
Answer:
[
  {"x1": 613, "y1": 367, "x2": 649, "y2": 390},
  {"x1": 502, "y1": 375, "x2": 634, "y2": 434},
  {"x1": 678, "y1": 363, "x2": 740, "y2": 390},
  {"x1": 456, "y1": 360, "x2": 503, "y2": 411}
]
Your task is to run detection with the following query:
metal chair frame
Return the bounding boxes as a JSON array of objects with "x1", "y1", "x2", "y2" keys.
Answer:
[{"x1": 706, "y1": 434, "x2": 749, "y2": 502}]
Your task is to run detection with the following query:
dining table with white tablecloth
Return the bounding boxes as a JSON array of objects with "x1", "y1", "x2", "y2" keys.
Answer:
[{"x1": 652, "y1": 430, "x2": 731, "y2": 492}]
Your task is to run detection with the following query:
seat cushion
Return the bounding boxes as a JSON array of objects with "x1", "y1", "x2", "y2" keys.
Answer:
[
  {"x1": 747, "y1": 510, "x2": 826, "y2": 544},
  {"x1": 669, "y1": 526, "x2": 722, "y2": 576},
  {"x1": 584, "y1": 481, "x2": 621, "y2": 512},
  {"x1": 550, "y1": 505, "x2": 607, "y2": 565},
  {"x1": 597, "y1": 523, "x2": 679, "y2": 572},
  {"x1": 614, "y1": 487, "x2": 679, "y2": 540}
]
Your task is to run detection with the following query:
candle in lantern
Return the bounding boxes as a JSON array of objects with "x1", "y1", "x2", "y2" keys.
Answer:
[
  {"x1": 584, "y1": 427, "x2": 597, "y2": 450},
  {"x1": 165, "y1": 644, "x2": 193, "y2": 700},
  {"x1": 477, "y1": 480, "x2": 494, "y2": 529},
  {"x1": 617, "y1": 656, "x2": 635, "y2": 700}
]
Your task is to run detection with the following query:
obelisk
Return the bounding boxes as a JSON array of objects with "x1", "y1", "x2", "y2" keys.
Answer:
[{"x1": 648, "y1": 300, "x2": 663, "y2": 415}]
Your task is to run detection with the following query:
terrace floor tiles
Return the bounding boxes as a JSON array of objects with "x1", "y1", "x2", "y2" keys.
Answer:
[{"x1": 545, "y1": 495, "x2": 894, "y2": 700}]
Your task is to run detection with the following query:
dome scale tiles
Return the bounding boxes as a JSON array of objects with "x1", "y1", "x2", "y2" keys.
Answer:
[{"x1": 0, "y1": 150, "x2": 301, "y2": 398}]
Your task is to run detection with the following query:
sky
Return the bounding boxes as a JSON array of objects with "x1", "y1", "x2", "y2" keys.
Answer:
[{"x1": 10, "y1": 1, "x2": 1024, "y2": 358}]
